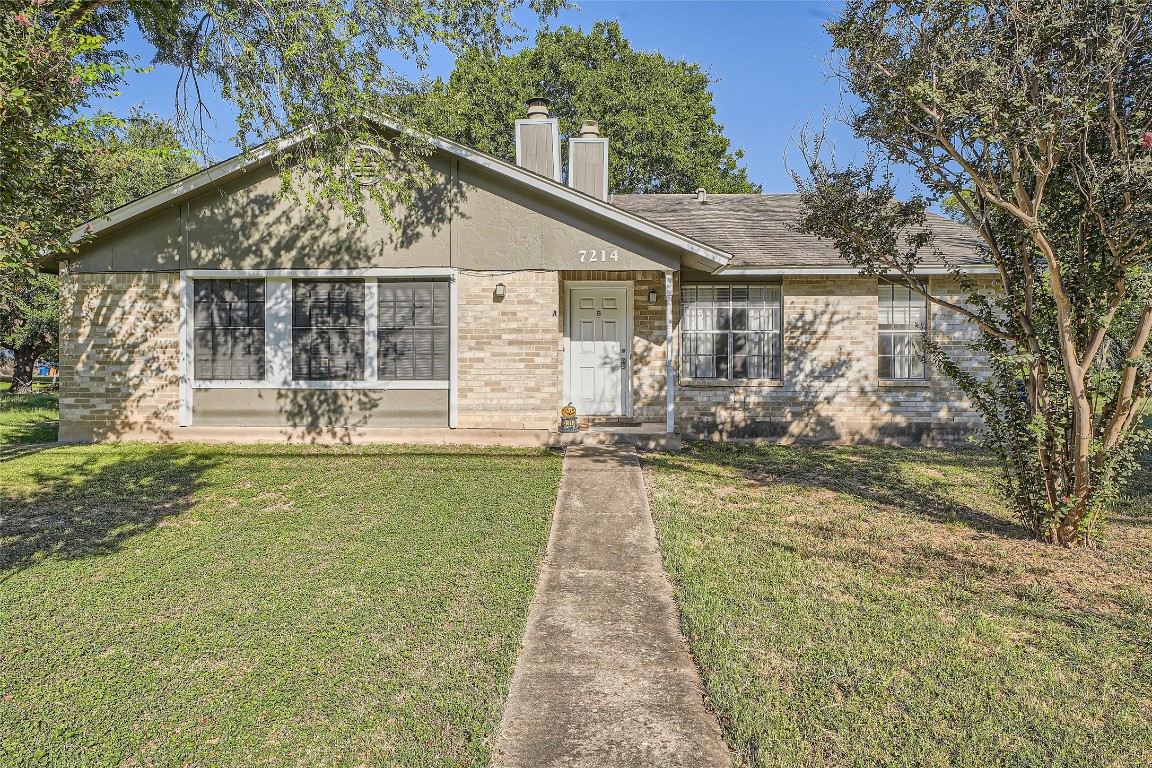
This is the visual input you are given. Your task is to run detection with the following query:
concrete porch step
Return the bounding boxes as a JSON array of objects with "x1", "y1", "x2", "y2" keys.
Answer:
[{"x1": 552, "y1": 423, "x2": 681, "y2": 452}]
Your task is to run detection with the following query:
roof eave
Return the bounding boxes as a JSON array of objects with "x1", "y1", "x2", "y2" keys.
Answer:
[{"x1": 57, "y1": 117, "x2": 732, "y2": 271}]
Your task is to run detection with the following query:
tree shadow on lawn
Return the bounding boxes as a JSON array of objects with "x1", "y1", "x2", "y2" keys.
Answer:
[
  {"x1": 648, "y1": 441, "x2": 1152, "y2": 622},
  {"x1": 0, "y1": 446, "x2": 217, "y2": 584},
  {"x1": 651, "y1": 441, "x2": 1027, "y2": 540}
]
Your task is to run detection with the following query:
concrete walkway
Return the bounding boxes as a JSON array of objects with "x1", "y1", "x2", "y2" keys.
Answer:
[{"x1": 491, "y1": 445, "x2": 730, "y2": 768}]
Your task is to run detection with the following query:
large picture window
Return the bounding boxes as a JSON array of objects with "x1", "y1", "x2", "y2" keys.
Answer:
[
  {"x1": 878, "y1": 282, "x2": 928, "y2": 379},
  {"x1": 378, "y1": 279, "x2": 450, "y2": 381},
  {"x1": 292, "y1": 280, "x2": 366, "y2": 381},
  {"x1": 681, "y1": 284, "x2": 782, "y2": 380},
  {"x1": 193, "y1": 279, "x2": 266, "y2": 381}
]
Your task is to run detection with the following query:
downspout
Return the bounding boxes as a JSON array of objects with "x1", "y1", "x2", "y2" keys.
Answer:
[{"x1": 665, "y1": 271, "x2": 675, "y2": 434}]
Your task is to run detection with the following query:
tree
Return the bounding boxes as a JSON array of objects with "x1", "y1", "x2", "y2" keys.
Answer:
[
  {"x1": 415, "y1": 20, "x2": 759, "y2": 194},
  {"x1": 1, "y1": 111, "x2": 200, "y2": 393},
  {"x1": 2, "y1": 0, "x2": 564, "y2": 272},
  {"x1": 793, "y1": 1, "x2": 1152, "y2": 546}
]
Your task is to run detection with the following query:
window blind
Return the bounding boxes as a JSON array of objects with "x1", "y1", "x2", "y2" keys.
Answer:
[
  {"x1": 378, "y1": 279, "x2": 450, "y2": 381},
  {"x1": 193, "y1": 279, "x2": 266, "y2": 381},
  {"x1": 680, "y1": 284, "x2": 782, "y2": 380},
  {"x1": 292, "y1": 280, "x2": 366, "y2": 381}
]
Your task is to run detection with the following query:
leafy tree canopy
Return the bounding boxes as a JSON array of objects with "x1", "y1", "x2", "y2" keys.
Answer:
[
  {"x1": 1, "y1": 110, "x2": 200, "y2": 392},
  {"x1": 414, "y1": 20, "x2": 759, "y2": 195},
  {"x1": 1, "y1": 0, "x2": 564, "y2": 269},
  {"x1": 793, "y1": 0, "x2": 1152, "y2": 546}
]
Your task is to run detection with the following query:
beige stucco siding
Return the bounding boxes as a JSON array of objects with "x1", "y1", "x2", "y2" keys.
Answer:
[
  {"x1": 193, "y1": 388, "x2": 447, "y2": 428},
  {"x1": 70, "y1": 150, "x2": 686, "y2": 275}
]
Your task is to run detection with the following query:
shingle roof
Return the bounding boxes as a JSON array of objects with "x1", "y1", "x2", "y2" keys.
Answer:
[{"x1": 611, "y1": 193, "x2": 987, "y2": 269}]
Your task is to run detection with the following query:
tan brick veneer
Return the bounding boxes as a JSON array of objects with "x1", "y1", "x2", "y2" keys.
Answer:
[
  {"x1": 674, "y1": 275, "x2": 991, "y2": 444},
  {"x1": 58, "y1": 268, "x2": 182, "y2": 441},
  {"x1": 455, "y1": 270, "x2": 563, "y2": 429}
]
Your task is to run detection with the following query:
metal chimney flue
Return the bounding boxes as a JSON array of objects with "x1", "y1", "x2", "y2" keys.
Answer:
[
  {"x1": 526, "y1": 97, "x2": 551, "y2": 119},
  {"x1": 696, "y1": 187, "x2": 707, "y2": 204},
  {"x1": 578, "y1": 120, "x2": 600, "y2": 138}
]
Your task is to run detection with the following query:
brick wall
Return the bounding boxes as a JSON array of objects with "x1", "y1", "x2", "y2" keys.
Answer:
[
  {"x1": 675, "y1": 275, "x2": 989, "y2": 445},
  {"x1": 456, "y1": 270, "x2": 562, "y2": 429},
  {"x1": 58, "y1": 268, "x2": 182, "y2": 441}
]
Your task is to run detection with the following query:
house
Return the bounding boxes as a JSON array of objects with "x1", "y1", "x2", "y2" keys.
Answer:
[{"x1": 45, "y1": 100, "x2": 994, "y2": 447}]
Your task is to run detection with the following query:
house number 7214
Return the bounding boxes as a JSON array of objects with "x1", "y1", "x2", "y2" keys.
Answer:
[{"x1": 579, "y1": 249, "x2": 619, "y2": 263}]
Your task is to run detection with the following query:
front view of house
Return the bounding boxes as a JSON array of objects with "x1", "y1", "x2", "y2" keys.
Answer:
[{"x1": 49, "y1": 103, "x2": 994, "y2": 446}]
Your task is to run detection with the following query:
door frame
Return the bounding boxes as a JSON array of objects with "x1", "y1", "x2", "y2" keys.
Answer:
[{"x1": 563, "y1": 280, "x2": 634, "y2": 418}]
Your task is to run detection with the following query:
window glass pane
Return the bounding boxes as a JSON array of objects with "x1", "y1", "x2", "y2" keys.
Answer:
[
  {"x1": 193, "y1": 279, "x2": 266, "y2": 381},
  {"x1": 878, "y1": 282, "x2": 927, "y2": 379},
  {"x1": 680, "y1": 284, "x2": 782, "y2": 381},
  {"x1": 293, "y1": 280, "x2": 365, "y2": 381},
  {"x1": 377, "y1": 278, "x2": 451, "y2": 381}
]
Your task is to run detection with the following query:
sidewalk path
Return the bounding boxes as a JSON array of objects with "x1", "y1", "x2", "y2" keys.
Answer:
[{"x1": 491, "y1": 445, "x2": 731, "y2": 768}]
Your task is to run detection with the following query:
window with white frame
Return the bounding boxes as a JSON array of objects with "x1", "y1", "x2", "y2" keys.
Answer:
[
  {"x1": 878, "y1": 282, "x2": 928, "y2": 379},
  {"x1": 193, "y1": 279, "x2": 266, "y2": 381},
  {"x1": 292, "y1": 279, "x2": 366, "y2": 381},
  {"x1": 378, "y1": 279, "x2": 450, "y2": 381},
  {"x1": 680, "y1": 284, "x2": 782, "y2": 380}
]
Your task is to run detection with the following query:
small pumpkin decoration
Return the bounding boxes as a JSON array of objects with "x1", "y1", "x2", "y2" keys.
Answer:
[{"x1": 560, "y1": 403, "x2": 579, "y2": 433}]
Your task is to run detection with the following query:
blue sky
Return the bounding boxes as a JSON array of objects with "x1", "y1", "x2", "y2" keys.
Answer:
[{"x1": 100, "y1": 0, "x2": 884, "y2": 195}]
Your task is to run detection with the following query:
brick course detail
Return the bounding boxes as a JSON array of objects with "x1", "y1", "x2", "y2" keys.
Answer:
[{"x1": 58, "y1": 268, "x2": 182, "y2": 441}]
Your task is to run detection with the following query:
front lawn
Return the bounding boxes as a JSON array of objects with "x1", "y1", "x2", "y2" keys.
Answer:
[
  {"x1": 647, "y1": 443, "x2": 1152, "y2": 767},
  {"x1": 0, "y1": 442, "x2": 561, "y2": 767},
  {"x1": 0, "y1": 389, "x2": 59, "y2": 445}
]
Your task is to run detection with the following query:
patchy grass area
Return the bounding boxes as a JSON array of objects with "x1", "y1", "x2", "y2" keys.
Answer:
[
  {"x1": 647, "y1": 443, "x2": 1152, "y2": 768},
  {"x1": 0, "y1": 442, "x2": 561, "y2": 767},
  {"x1": 0, "y1": 389, "x2": 59, "y2": 445}
]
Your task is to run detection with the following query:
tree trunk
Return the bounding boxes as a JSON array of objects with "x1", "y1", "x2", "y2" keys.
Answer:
[{"x1": 7, "y1": 348, "x2": 38, "y2": 394}]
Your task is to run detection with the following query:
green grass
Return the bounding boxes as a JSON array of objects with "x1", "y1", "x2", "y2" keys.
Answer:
[
  {"x1": 0, "y1": 389, "x2": 59, "y2": 445},
  {"x1": 0, "y1": 442, "x2": 562, "y2": 767},
  {"x1": 646, "y1": 443, "x2": 1152, "y2": 768}
]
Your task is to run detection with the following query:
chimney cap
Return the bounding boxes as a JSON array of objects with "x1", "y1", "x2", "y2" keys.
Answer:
[
  {"x1": 578, "y1": 120, "x2": 600, "y2": 138},
  {"x1": 525, "y1": 97, "x2": 551, "y2": 119}
]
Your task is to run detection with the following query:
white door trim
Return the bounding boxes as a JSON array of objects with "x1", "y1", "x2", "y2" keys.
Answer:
[{"x1": 563, "y1": 281, "x2": 634, "y2": 418}]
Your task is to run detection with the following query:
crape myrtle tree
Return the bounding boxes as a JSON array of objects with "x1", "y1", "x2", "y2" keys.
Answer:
[
  {"x1": 793, "y1": 0, "x2": 1152, "y2": 546},
  {"x1": 416, "y1": 21, "x2": 759, "y2": 194},
  {"x1": 1, "y1": 0, "x2": 565, "y2": 271},
  {"x1": 1, "y1": 110, "x2": 201, "y2": 392}
]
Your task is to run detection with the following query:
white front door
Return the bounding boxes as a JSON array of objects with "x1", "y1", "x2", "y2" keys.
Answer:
[{"x1": 567, "y1": 286, "x2": 630, "y2": 417}]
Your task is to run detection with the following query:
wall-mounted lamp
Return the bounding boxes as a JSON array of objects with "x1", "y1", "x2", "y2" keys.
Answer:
[
  {"x1": 648, "y1": 289, "x2": 659, "y2": 304},
  {"x1": 494, "y1": 282, "x2": 507, "y2": 299}
]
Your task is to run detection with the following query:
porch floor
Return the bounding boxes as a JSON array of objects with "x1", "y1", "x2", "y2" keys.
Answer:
[{"x1": 554, "y1": 423, "x2": 680, "y2": 452}]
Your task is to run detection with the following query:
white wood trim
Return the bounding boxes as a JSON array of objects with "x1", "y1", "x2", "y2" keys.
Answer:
[
  {"x1": 563, "y1": 280, "x2": 634, "y2": 418},
  {"x1": 191, "y1": 380, "x2": 449, "y2": 390},
  {"x1": 186, "y1": 267, "x2": 456, "y2": 278},
  {"x1": 665, "y1": 271, "x2": 675, "y2": 434},
  {"x1": 178, "y1": 270, "x2": 192, "y2": 426},
  {"x1": 717, "y1": 265, "x2": 999, "y2": 276},
  {"x1": 448, "y1": 269, "x2": 459, "y2": 429},
  {"x1": 363, "y1": 278, "x2": 379, "y2": 383},
  {"x1": 266, "y1": 278, "x2": 293, "y2": 386}
]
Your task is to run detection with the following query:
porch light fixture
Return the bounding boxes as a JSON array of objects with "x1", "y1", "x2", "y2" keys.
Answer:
[
  {"x1": 648, "y1": 289, "x2": 658, "y2": 304},
  {"x1": 494, "y1": 282, "x2": 507, "y2": 298}
]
